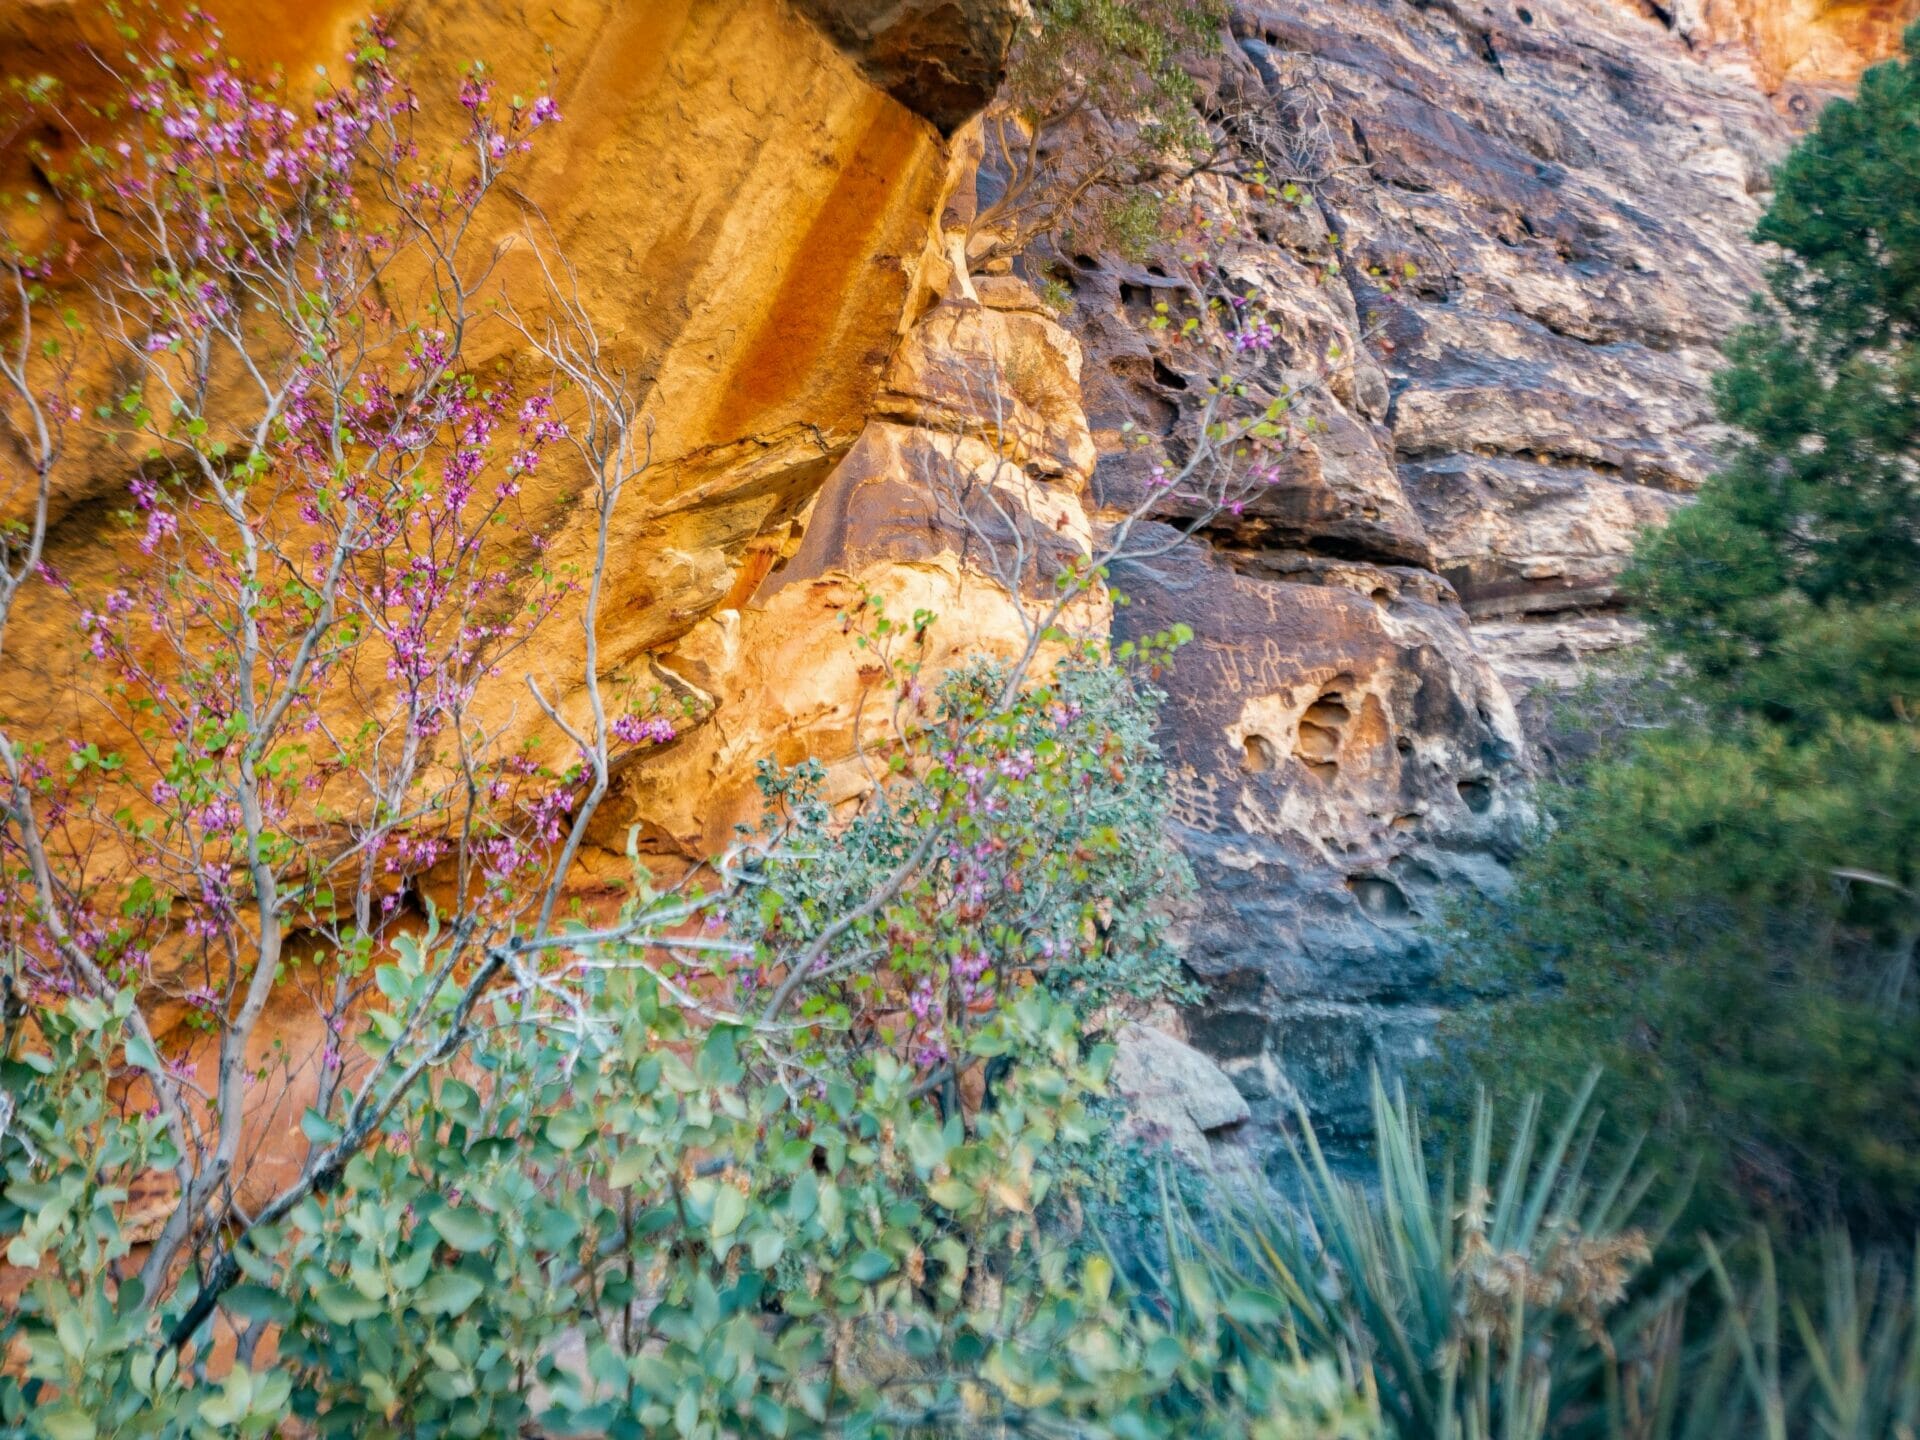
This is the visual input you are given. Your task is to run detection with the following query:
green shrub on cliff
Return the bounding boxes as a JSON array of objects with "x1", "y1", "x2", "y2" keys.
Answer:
[
  {"x1": 972, "y1": 0, "x2": 1226, "y2": 258},
  {"x1": 1434, "y1": 26, "x2": 1920, "y2": 1245}
]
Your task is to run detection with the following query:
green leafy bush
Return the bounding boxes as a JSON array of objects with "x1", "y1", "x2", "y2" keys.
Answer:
[
  {"x1": 1437, "y1": 719, "x2": 1920, "y2": 1240},
  {"x1": 2, "y1": 953, "x2": 1378, "y2": 1440},
  {"x1": 11, "y1": 988, "x2": 1915, "y2": 1439},
  {"x1": 0, "y1": 998, "x2": 232, "y2": 1440},
  {"x1": 1, "y1": 654, "x2": 1378, "y2": 1439}
]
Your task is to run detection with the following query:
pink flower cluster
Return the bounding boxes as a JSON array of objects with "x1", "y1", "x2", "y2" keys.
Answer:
[
  {"x1": 1232, "y1": 319, "x2": 1277, "y2": 354},
  {"x1": 612, "y1": 714, "x2": 677, "y2": 746}
]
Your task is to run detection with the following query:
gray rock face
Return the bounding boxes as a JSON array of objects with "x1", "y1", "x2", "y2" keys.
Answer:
[
  {"x1": 1109, "y1": 1022, "x2": 1258, "y2": 1166},
  {"x1": 1049, "y1": 0, "x2": 1789, "y2": 1139},
  {"x1": 1113, "y1": 532, "x2": 1532, "y2": 1136}
]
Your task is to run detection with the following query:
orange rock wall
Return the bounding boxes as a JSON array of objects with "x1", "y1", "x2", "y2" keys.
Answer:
[
  {"x1": 0, "y1": 0, "x2": 967, "y2": 831},
  {"x1": 1639, "y1": 0, "x2": 1920, "y2": 102},
  {"x1": 0, "y1": 0, "x2": 1015, "y2": 1210},
  {"x1": 4, "y1": 0, "x2": 1906, "y2": 885}
]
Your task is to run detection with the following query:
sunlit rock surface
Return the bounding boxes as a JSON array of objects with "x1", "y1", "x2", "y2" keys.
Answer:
[
  {"x1": 1634, "y1": 0, "x2": 1920, "y2": 107},
  {"x1": 0, "y1": 0, "x2": 1018, "y2": 1181},
  {"x1": 601, "y1": 273, "x2": 1105, "y2": 857}
]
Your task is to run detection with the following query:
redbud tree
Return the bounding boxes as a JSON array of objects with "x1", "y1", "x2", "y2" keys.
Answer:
[
  {"x1": 0, "y1": 9, "x2": 1361, "y2": 1436},
  {"x1": 0, "y1": 9, "x2": 642, "y2": 1314}
]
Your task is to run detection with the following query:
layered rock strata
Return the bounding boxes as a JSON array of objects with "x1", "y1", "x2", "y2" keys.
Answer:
[{"x1": 1025, "y1": 0, "x2": 1797, "y2": 1136}]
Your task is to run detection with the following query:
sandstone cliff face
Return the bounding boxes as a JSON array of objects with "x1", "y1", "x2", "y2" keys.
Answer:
[
  {"x1": 1, "y1": 0, "x2": 1007, "y2": 769},
  {"x1": 603, "y1": 276, "x2": 1105, "y2": 858},
  {"x1": 0, "y1": 0, "x2": 1046, "y2": 813},
  {"x1": 0, "y1": 0, "x2": 1898, "y2": 1151},
  {"x1": 1025, "y1": 0, "x2": 1796, "y2": 1136},
  {"x1": 1643, "y1": 0, "x2": 1920, "y2": 105}
]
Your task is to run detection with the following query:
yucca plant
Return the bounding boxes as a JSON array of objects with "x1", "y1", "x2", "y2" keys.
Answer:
[
  {"x1": 1145, "y1": 1071, "x2": 1671, "y2": 1440},
  {"x1": 1609, "y1": 1233, "x2": 1920, "y2": 1440},
  {"x1": 1131, "y1": 1077, "x2": 1920, "y2": 1440},
  {"x1": 1782, "y1": 1235, "x2": 1920, "y2": 1440}
]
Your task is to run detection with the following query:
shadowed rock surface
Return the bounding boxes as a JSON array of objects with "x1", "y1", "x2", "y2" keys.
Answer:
[
  {"x1": 1113, "y1": 531, "x2": 1530, "y2": 1135},
  {"x1": 794, "y1": 0, "x2": 1026, "y2": 133},
  {"x1": 1048, "y1": 0, "x2": 1815, "y2": 1138}
]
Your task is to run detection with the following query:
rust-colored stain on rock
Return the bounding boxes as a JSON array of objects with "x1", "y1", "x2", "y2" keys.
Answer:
[{"x1": 710, "y1": 97, "x2": 925, "y2": 439}]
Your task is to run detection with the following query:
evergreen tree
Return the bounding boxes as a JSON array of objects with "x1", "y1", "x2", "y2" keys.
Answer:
[{"x1": 1437, "y1": 27, "x2": 1920, "y2": 1243}]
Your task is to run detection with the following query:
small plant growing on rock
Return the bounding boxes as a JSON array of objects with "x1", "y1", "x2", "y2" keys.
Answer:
[{"x1": 970, "y1": 0, "x2": 1228, "y2": 261}]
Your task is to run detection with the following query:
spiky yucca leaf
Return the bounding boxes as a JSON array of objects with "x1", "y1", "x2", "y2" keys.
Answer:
[
  {"x1": 1152, "y1": 1072, "x2": 1660, "y2": 1440},
  {"x1": 1135, "y1": 1076, "x2": 1919, "y2": 1440},
  {"x1": 1620, "y1": 1233, "x2": 1920, "y2": 1440}
]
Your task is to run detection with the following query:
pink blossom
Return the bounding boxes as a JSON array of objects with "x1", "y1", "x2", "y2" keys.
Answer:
[
  {"x1": 1232, "y1": 320, "x2": 1276, "y2": 354},
  {"x1": 195, "y1": 798, "x2": 242, "y2": 834},
  {"x1": 140, "y1": 510, "x2": 179, "y2": 554},
  {"x1": 611, "y1": 714, "x2": 677, "y2": 746}
]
